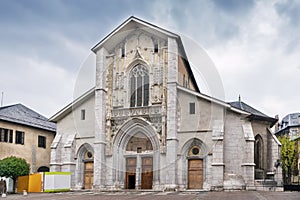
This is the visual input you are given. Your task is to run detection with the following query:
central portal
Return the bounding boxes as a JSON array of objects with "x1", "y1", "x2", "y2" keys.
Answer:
[{"x1": 125, "y1": 133, "x2": 154, "y2": 189}]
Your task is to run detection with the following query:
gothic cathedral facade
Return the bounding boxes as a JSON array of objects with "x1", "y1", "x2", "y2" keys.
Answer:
[{"x1": 50, "y1": 17, "x2": 282, "y2": 191}]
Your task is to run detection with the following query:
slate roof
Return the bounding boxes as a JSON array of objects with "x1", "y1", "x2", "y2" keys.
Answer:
[
  {"x1": 0, "y1": 104, "x2": 56, "y2": 132},
  {"x1": 228, "y1": 100, "x2": 277, "y2": 125},
  {"x1": 281, "y1": 113, "x2": 300, "y2": 127},
  {"x1": 229, "y1": 101, "x2": 269, "y2": 118},
  {"x1": 275, "y1": 113, "x2": 300, "y2": 135}
]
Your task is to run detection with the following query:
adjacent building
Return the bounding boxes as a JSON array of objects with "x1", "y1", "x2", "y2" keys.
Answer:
[
  {"x1": 275, "y1": 113, "x2": 300, "y2": 183},
  {"x1": 0, "y1": 104, "x2": 56, "y2": 173},
  {"x1": 50, "y1": 16, "x2": 282, "y2": 191},
  {"x1": 275, "y1": 113, "x2": 300, "y2": 138}
]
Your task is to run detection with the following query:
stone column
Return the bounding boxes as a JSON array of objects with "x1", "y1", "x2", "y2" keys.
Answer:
[
  {"x1": 165, "y1": 37, "x2": 178, "y2": 190},
  {"x1": 242, "y1": 123, "x2": 255, "y2": 190},
  {"x1": 94, "y1": 47, "x2": 108, "y2": 190},
  {"x1": 211, "y1": 120, "x2": 224, "y2": 190},
  {"x1": 241, "y1": 139, "x2": 255, "y2": 190},
  {"x1": 61, "y1": 136, "x2": 76, "y2": 189},
  {"x1": 136, "y1": 155, "x2": 141, "y2": 189}
]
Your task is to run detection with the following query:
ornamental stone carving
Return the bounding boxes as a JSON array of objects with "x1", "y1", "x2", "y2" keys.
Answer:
[{"x1": 110, "y1": 106, "x2": 163, "y2": 138}]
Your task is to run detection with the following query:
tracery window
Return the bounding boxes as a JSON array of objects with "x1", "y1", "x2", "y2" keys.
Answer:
[{"x1": 130, "y1": 64, "x2": 149, "y2": 107}]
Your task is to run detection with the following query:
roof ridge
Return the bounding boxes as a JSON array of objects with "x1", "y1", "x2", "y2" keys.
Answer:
[
  {"x1": 0, "y1": 103, "x2": 21, "y2": 110},
  {"x1": 0, "y1": 103, "x2": 56, "y2": 132}
]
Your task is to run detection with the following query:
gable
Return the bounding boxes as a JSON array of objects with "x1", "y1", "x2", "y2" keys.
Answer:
[
  {"x1": 92, "y1": 16, "x2": 200, "y2": 91},
  {"x1": 92, "y1": 16, "x2": 178, "y2": 53}
]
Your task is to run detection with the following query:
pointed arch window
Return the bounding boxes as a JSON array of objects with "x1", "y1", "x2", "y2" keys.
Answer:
[
  {"x1": 254, "y1": 135, "x2": 264, "y2": 170},
  {"x1": 130, "y1": 64, "x2": 149, "y2": 107}
]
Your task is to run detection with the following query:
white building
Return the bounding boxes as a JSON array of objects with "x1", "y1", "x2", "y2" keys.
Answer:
[{"x1": 49, "y1": 16, "x2": 282, "y2": 191}]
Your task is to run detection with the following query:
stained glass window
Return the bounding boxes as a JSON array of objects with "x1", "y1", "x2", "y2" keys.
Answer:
[{"x1": 130, "y1": 64, "x2": 149, "y2": 107}]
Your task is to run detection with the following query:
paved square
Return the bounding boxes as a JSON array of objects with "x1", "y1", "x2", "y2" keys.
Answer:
[{"x1": 2, "y1": 191, "x2": 300, "y2": 200}]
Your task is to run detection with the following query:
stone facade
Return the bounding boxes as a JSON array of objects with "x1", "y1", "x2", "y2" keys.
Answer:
[{"x1": 50, "y1": 17, "x2": 282, "y2": 191}]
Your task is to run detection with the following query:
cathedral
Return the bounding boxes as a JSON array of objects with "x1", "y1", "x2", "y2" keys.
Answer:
[{"x1": 50, "y1": 16, "x2": 282, "y2": 191}]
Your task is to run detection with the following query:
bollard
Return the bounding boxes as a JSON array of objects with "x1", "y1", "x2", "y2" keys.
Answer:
[{"x1": 23, "y1": 190, "x2": 27, "y2": 196}]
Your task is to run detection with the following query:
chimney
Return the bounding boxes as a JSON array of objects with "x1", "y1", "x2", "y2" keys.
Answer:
[{"x1": 274, "y1": 114, "x2": 279, "y2": 132}]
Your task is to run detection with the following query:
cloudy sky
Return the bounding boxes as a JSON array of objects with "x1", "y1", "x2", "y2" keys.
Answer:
[{"x1": 0, "y1": 0, "x2": 299, "y2": 120}]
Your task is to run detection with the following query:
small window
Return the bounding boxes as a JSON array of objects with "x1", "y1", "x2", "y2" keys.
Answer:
[
  {"x1": 0, "y1": 128, "x2": 13, "y2": 143},
  {"x1": 189, "y1": 102, "x2": 195, "y2": 114},
  {"x1": 137, "y1": 147, "x2": 142, "y2": 153},
  {"x1": 154, "y1": 43, "x2": 158, "y2": 53},
  {"x1": 121, "y1": 46, "x2": 125, "y2": 58},
  {"x1": 0, "y1": 128, "x2": 6, "y2": 142},
  {"x1": 38, "y1": 135, "x2": 46, "y2": 148},
  {"x1": 15, "y1": 131, "x2": 25, "y2": 145},
  {"x1": 81, "y1": 109, "x2": 86, "y2": 120}
]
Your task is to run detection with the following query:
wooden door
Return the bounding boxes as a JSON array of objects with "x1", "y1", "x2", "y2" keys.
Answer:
[
  {"x1": 126, "y1": 158, "x2": 136, "y2": 189},
  {"x1": 188, "y1": 159, "x2": 203, "y2": 189},
  {"x1": 141, "y1": 157, "x2": 153, "y2": 189},
  {"x1": 84, "y1": 162, "x2": 94, "y2": 189}
]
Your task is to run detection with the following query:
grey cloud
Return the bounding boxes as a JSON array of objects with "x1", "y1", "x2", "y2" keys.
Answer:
[
  {"x1": 275, "y1": 0, "x2": 300, "y2": 26},
  {"x1": 212, "y1": 0, "x2": 256, "y2": 15},
  {"x1": 156, "y1": 0, "x2": 243, "y2": 47},
  {"x1": 274, "y1": 0, "x2": 300, "y2": 53}
]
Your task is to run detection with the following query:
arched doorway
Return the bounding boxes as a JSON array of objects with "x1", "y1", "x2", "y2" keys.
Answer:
[
  {"x1": 83, "y1": 151, "x2": 94, "y2": 189},
  {"x1": 113, "y1": 118, "x2": 160, "y2": 190},
  {"x1": 125, "y1": 133, "x2": 153, "y2": 189},
  {"x1": 37, "y1": 166, "x2": 49, "y2": 172},
  {"x1": 75, "y1": 143, "x2": 94, "y2": 189},
  {"x1": 181, "y1": 138, "x2": 206, "y2": 190},
  {"x1": 187, "y1": 146, "x2": 203, "y2": 189}
]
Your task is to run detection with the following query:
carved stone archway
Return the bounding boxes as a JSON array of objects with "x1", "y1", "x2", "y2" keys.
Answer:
[
  {"x1": 181, "y1": 138, "x2": 207, "y2": 189},
  {"x1": 112, "y1": 117, "x2": 160, "y2": 189},
  {"x1": 74, "y1": 143, "x2": 94, "y2": 189}
]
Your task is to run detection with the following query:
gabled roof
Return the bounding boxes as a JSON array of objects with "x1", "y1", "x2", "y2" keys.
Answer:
[
  {"x1": 49, "y1": 87, "x2": 95, "y2": 122},
  {"x1": 91, "y1": 16, "x2": 179, "y2": 53},
  {"x1": 178, "y1": 85, "x2": 250, "y2": 116},
  {"x1": 229, "y1": 100, "x2": 277, "y2": 125},
  {"x1": 91, "y1": 16, "x2": 200, "y2": 93},
  {"x1": 0, "y1": 104, "x2": 56, "y2": 132}
]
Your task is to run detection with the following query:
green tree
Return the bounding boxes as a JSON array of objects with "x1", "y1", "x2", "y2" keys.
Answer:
[
  {"x1": 0, "y1": 156, "x2": 30, "y2": 192},
  {"x1": 278, "y1": 136, "x2": 297, "y2": 184}
]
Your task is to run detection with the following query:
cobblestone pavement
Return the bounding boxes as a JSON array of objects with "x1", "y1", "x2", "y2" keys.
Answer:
[{"x1": 2, "y1": 191, "x2": 299, "y2": 200}]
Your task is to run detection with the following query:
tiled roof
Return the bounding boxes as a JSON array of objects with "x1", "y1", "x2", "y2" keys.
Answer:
[
  {"x1": 228, "y1": 101, "x2": 270, "y2": 118},
  {"x1": 0, "y1": 104, "x2": 56, "y2": 132}
]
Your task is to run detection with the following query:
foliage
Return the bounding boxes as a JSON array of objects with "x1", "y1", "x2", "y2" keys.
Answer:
[
  {"x1": 0, "y1": 156, "x2": 30, "y2": 181},
  {"x1": 278, "y1": 135, "x2": 298, "y2": 184}
]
